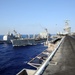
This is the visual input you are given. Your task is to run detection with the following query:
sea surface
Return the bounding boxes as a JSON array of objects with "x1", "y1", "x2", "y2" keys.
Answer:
[{"x1": 0, "y1": 35, "x2": 47, "y2": 75}]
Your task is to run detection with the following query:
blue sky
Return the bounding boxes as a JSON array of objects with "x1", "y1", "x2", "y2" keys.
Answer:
[{"x1": 0, "y1": 0, "x2": 75, "y2": 34}]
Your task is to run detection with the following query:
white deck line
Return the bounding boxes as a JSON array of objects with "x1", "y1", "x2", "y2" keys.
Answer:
[{"x1": 34, "y1": 36, "x2": 65, "y2": 75}]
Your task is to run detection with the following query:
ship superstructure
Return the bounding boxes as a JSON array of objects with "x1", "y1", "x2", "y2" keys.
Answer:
[
  {"x1": 57, "y1": 20, "x2": 71, "y2": 35},
  {"x1": 63, "y1": 20, "x2": 71, "y2": 34}
]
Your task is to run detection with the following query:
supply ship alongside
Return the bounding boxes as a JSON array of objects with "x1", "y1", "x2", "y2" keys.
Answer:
[
  {"x1": 0, "y1": 29, "x2": 51, "y2": 47},
  {"x1": 11, "y1": 28, "x2": 51, "y2": 47}
]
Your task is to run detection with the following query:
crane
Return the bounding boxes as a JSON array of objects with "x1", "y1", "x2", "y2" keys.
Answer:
[
  {"x1": 13, "y1": 30, "x2": 22, "y2": 38},
  {"x1": 40, "y1": 25, "x2": 49, "y2": 45}
]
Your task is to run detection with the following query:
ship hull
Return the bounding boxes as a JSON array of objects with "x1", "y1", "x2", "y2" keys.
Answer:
[{"x1": 11, "y1": 38, "x2": 36, "y2": 47}]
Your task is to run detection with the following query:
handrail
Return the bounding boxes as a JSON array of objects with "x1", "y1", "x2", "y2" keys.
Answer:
[{"x1": 34, "y1": 36, "x2": 65, "y2": 75}]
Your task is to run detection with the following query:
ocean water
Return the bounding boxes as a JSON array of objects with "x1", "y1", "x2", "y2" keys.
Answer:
[
  {"x1": 0, "y1": 35, "x2": 47, "y2": 75},
  {"x1": 0, "y1": 35, "x2": 3, "y2": 40}
]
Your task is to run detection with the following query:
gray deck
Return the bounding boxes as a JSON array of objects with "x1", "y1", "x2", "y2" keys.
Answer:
[{"x1": 43, "y1": 35, "x2": 75, "y2": 75}]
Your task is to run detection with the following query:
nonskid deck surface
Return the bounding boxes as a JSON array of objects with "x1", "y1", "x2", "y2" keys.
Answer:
[{"x1": 43, "y1": 35, "x2": 75, "y2": 75}]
